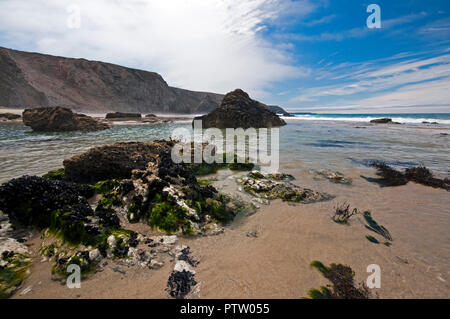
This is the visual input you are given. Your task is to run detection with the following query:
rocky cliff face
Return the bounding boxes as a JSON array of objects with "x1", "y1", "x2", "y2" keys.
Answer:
[{"x1": 0, "y1": 47, "x2": 223, "y2": 114}]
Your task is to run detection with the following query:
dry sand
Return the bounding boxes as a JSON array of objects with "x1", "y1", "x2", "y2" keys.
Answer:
[{"x1": 12, "y1": 168, "x2": 450, "y2": 299}]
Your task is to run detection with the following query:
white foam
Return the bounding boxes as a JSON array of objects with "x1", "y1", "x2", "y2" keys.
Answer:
[{"x1": 283, "y1": 115, "x2": 450, "y2": 125}]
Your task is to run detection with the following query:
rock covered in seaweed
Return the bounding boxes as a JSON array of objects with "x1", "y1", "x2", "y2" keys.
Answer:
[
  {"x1": 121, "y1": 141, "x2": 256, "y2": 234},
  {"x1": 0, "y1": 139, "x2": 261, "y2": 296},
  {"x1": 167, "y1": 245, "x2": 199, "y2": 299},
  {"x1": 63, "y1": 140, "x2": 175, "y2": 183},
  {"x1": 0, "y1": 210, "x2": 32, "y2": 298},
  {"x1": 62, "y1": 139, "x2": 255, "y2": 236},
  {"x1": 0, "y1": 176, "x2": 94, "y2": 234},
  {"x1": 22, "y1": 107, "x2": 110, "y2": 132},
  {"x1": 239, "y1": 171, "x2": 333, "y2": 203},
  {"x1": 316, "y1": 170, "x2": 352, "y2": 185},
  {"x1": 193, "y1": 89, "x2": 286, "y2": 129}
]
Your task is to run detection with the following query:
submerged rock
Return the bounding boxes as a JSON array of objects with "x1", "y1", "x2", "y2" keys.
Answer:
[
  {"x1": 193, "y1": 89, "x2": 286, "y2": 128},
  {"x1": 22, "y1": 107, "x2": 110, "y2": 132},
  {"x1": 238, "y1": 172, "x2": 332, "y2": 203},
  {"x1": 316, "y1": 170, "x2": 352, "y2": 185}
]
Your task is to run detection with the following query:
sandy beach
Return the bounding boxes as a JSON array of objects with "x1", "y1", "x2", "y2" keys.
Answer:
[{"x1": 11, "y1": 167, "x2": 449, "y2": 299}]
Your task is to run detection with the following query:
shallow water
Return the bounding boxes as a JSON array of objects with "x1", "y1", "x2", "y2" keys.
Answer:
[
  {"x1": 3, "y1": 118, "x2": 449, "y2": 299},
  {"x1": 0, "y1": 119, "x2": 449, "y2": 183}
]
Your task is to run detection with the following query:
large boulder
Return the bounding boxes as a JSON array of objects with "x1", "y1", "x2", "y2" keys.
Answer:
[
  {"x1": 193, "y1": 89, "x2": 286, "y2": 128},
  {"x1": 63, "y1": 140, "x2": 175, "y2": 183},
  {"x1": 22, "y1": 107, "x2": 110, "y2": 132}
]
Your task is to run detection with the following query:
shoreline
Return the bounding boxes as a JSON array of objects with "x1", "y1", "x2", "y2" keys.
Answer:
[
  {"x1": 11, "y1": 169, "x2": 450, "y2": 299},
  {"x1": 1, "y1": 115, "x2": 449, "y2": 299}
]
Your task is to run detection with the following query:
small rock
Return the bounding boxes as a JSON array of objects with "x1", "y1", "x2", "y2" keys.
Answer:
[
  {"x1": 112, "y1": 267, "x2": 126, "y2": 275},
  {"x1": 246, "y1": 230, "x2": 259, "y2": 238},
  {"x1": 149, "y1": 259, "x2": 165, "y2": 269},
  {"x1": 174, "y1": 260, "x2": 196, "y2": 274},
  {"x1": 20, "y1": 286, "x2": 33, "y2": 296},
  {"x1": 89, "y1": 248, "x2": 102, "y2": 262},
  {"x1": 153, "y1": 235, "x2": 178, "y2": 246}
]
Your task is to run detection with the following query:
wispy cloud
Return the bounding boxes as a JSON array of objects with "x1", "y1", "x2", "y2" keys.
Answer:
[
  {"x1": 302, "y1": 14, "x2": 336, "y2": 27},
  {"x1": 280, "y1": 13, "x2": 428, "y2": 42},
  {"x1": 0, "y1": 0, "x2": 316, "y2": 98},
  {"x1": 289, "y1": 51, "x2": 450, "y2": 112},
  {"x1": 418, "y1": 17, "x2": 450, "y2": 40}
]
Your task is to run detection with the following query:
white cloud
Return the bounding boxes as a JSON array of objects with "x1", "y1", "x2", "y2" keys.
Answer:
[
  {"x1": 289, "y1": 51, "x2": 450, "y2": 112},
  {"x1": 303, "y1": 78, "x2": 450, "y2": 113},
  {"x1": 0, "y1": 0, "x2": 313, "y2": 98}
]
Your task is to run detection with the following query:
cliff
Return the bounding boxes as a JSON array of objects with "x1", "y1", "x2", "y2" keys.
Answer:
[{"x1": 0, "y1": 47, "x2": 223, "y2": 114}]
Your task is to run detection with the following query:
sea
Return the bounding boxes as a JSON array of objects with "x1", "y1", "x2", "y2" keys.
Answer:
[
  {"x1": 288, "y1": 113, "x2": 450, "y2": 124},
  {"x1": 1, "y1": 113, "x2": 449, "y2": 183}
]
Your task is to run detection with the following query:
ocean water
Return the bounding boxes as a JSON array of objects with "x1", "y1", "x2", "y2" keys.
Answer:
[
  {"x1": 290, "y1": 113, "x2": 450, "y2": 125},
  {"x1": 0, "y1": 115, "x2": 449, "y2": 183}
]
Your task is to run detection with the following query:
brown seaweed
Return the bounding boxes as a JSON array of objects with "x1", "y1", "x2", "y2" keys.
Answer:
[
  {"x1": 306, "y1": 261, "x2": 371, "y2": 299},
  {"x1": 368, "y1": 162, "x2": 449, "y2": 190}
]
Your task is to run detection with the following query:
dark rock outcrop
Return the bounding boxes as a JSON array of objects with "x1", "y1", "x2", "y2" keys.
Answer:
[
  {"x1": 0, "y1": 175, "x2": 111, "y2": 246},
  {"x1": 63, "y1": 140, "x2": 175, "y2": 183},
  {"x1": 0, "y1": 47, "x2": 222, "y2": 114},
  {"x1": 193, "y1": 89, "x2": 286, "y2": 128},
  {"x1": 22, "y1": 107, "x2": 110, "y2": 132},
  {"x1": 105, "y1": 112, "x2": 141, "y2": 119},
  {"x1": 370, "y1": 118, "x2": 400, "y2": 124},
  {"x1": 370, "y1": 162, "x2": 449, "y2": 190}
]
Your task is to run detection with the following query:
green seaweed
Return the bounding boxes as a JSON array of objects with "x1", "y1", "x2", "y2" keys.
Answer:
[
  {"x1": 43, "y1": 168, "x2": 65, "y2": 180},
  {"x1": 186, "y1": 154, "x2": 254, "y2": 176},
  {"x1": 365, "y1": 235, "x2": 380, "y2": 244},
  {"x1": 90, "y1": 180, "x2": 122, "y2": 194},
  {"x1": 96, "y1": 192, "x2": 123, "y2": 210},
  {"x1": 0, "y1": 254, "x2": 31, "y2": 299},
  {"x1": 363, "y1": 211, "x2": 392, "y2": 242},
  {"x1": 306, "y1": 286, "x2": 333, "y2": 299},
  {"x1": 148, "y1": 194, "x2": 191, "y2": 234}
]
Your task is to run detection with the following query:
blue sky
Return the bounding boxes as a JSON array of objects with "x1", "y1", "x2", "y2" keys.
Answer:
[{"x1": 0, "y1": 0, "x2": 449, "y2": 113}]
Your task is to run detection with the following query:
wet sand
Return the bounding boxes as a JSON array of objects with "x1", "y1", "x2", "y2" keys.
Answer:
[{"x1": 13, "y1": 168, "x2": 450, "y2": 299}]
